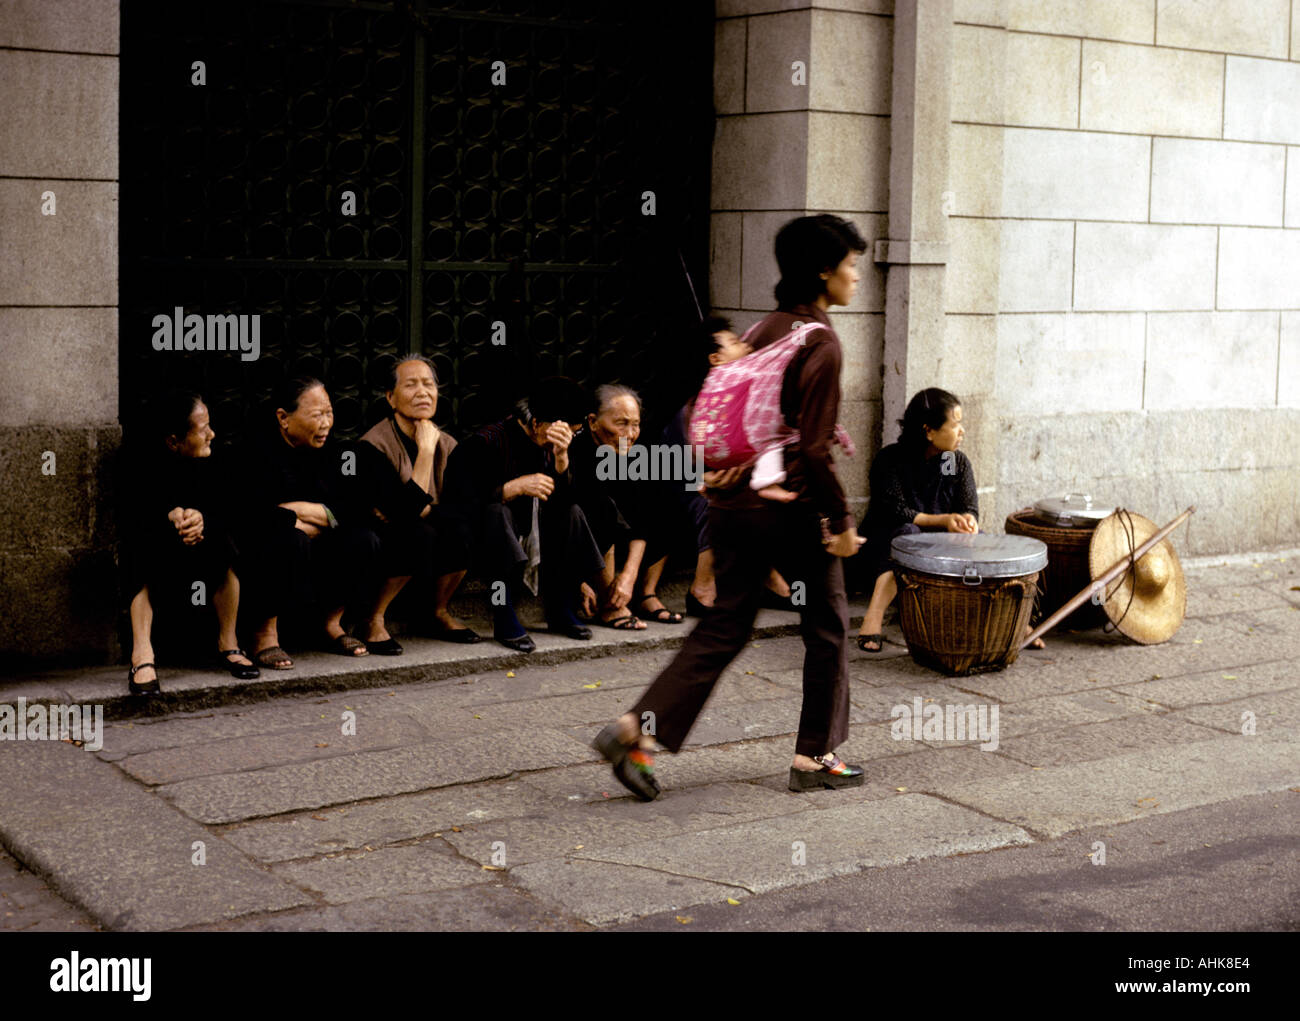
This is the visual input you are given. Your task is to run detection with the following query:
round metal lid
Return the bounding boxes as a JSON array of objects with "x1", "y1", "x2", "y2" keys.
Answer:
[
  {"x1": 891, "y1": 532, "x2": 1048, "y2": 579},
  {"x1": 1032, "y1": 492, "x2": 1115, "y2": 525}
]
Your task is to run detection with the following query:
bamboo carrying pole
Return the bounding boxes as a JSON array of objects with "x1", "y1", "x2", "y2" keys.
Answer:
[{"x1": 1019, "y1": 506, "x2": 1196, "y2": 649}]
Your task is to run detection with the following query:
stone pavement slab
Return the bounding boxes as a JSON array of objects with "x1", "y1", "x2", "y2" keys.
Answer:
[
  {"x1": 441, "y1": 782, "x2": 806, "y2": 867},
  {"x1": 1113, "y1": 658, "x2": 1297, "y2": 708},
  {"x1": 0, "y1": 848, "x2": 98, "y2": 932},
  {"x1": 158, "y1": 727, "x2": 595, "y2": 824},
  {"x1": 116, "y1": 715, "x2": 432, "y2": 785},
  {"x1": 508, "y1": 858, "x2": 748, "y2": 927},
  {"x1": 185, "y1": 884, "x2": 586, "y2": 931},
  {"x1": 931, "y1": 731, "x2": 1300, "y2": 838},
  {"x1": 220, "y1": 780, "x2": 555, "y2": 864},
  {"x1": 0, "y1": 740, "x2": 311, "y2": 930},
  {"x1": 517, "y1": 794, "x2": 1031, "y2": 924},
  {"x1": 271, "y1": 840, "x2": 493, "y2": 904},
  {"x1": 993, "y1": 712, "x2": 1221, "y2": 767},
  {"x1": 1167, "y1": 686, "x2": 1300, "y2": 734}
]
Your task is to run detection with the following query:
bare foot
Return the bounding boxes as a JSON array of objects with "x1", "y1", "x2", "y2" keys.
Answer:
[{"x1": 1024, "y1": 624, "x2": 1045, "y2": 650}]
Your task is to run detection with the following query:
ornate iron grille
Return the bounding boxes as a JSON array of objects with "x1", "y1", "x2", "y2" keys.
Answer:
[{"x1": 120, "y1": 0, "x2": 714, "y2": 446}]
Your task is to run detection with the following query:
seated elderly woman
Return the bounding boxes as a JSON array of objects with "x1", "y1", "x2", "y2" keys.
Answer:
[
  {"x1": 443, "y1": 376, "x2": 606, "y2": 653},
  {"x1": 237, "y1": 377, "x2": 381, "y2": 668},
  {"x1": 566, "y1": 384, "x2": 672, "y2": 630},
  {"x1": 854, "y1": 387, "x2": 1043, "y2": 651},
  {"x1": 353, "y1": 355, "x2": 478, "y2": 653},
  {"x1": 118, "y1": 391, "x2": 259, "y2": 695}
]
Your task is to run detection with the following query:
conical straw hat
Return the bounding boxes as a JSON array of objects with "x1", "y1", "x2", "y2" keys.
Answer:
[{"x1": 1088, "y1": 510, "x2": 1186, "y2": 644}]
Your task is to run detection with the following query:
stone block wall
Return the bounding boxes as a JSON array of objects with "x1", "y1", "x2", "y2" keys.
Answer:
[
  {"x1": 0, "y1": 0, "x2": 122, "y2": 668},
  {"x1": 712, "y1": 0, "x2": 896, "y2": 512},
  {"x1": 949, "y1": 0, "x2": 1300, "y2": 553}
]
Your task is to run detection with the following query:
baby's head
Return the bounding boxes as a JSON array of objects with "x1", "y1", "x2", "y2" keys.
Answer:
[{"x1": 707, "y1": 322, "x2": 752, "y2": 366}]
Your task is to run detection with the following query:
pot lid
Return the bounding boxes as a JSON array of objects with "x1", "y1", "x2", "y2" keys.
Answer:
[
  {"x1": 1032, "y1": 493, "x2": 1115, "y2": 525},
  {"x1": 891, "y1": 532, "x2": 1047, "y2": 579}
]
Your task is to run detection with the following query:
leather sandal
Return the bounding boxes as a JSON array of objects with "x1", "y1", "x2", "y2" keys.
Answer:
[
  {"x1": 127, "y1": 662, "x2": 160, "y2": 696},
  {"x1": 597, "y1": 613, "x2": 644, "y2": 631},
  {"x1": 217, "y1": 648, "x2": 260, "y2": 680},
  {"x1": 255, "y1": 645, "x2": 294, "y2": 670},
  {"x1": 857, "y1": 633, "x2": 884, "y2": 652},
  {"x1": 329, "y1": 633, "x2": 368, "y2": 657},
  {"x1": 788, "y1": 752, "x2": 865, "y2": 792},
  {"x1": 634, "y1": 594, "x2": 683, "y2": 624}
]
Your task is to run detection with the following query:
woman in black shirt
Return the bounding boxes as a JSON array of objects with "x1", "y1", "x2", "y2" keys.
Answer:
[
  {"x1": 854, "y1": 388, "x2": 979, "y2": 651},
  {"x1": 237, "y1": 378, "x2": 380, "y2": 667},
  {"x1": 118, "y1": 391, "x2": 258, "y2": 694}
]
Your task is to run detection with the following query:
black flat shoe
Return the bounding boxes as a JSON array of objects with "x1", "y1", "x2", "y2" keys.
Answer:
[
  {"x1": 217, "y1": 649, "x2": 260, "y2": 680},
  {"x1": 548, "y1": 621, "x2": 592, "y2": 641},
  {"x1": 592, "y1": 723, "x2": 660, "y2": 802},
  {"x1": 365, "y1": 637, "x2": 404, "y2": 656},
  {"x1": 857, "y1": 633, "x2": 884, "y2": 652},
  {"x1": 788, "y1": 752, "x2": 865, "y2": 792},
  {"x1": 684, "y1": 592, "x2": 715, "y2": 617},
  {"x1": 432, "y1": 627, "x2": 481, "y2": 645},
  {"x1": 496, "y1": 632, "x2": 536, "y2": 653},
  {"x1": 127, "y1": 662, "x2": 160, "y2": 696}
]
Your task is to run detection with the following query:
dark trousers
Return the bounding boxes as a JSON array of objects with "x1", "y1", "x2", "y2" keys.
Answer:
[
  {"x1": 241, "y1": 519, "x2": 381, "y2": 622},
  {"x1": 629, "y1": 502, "x2": 851, "y2": 757},
  {"x1": 376, "y1": 505, "x2": 472, "y2": 581},
  {"x1": 473, "y1": 498, "x2": 605, "y2": 620}
]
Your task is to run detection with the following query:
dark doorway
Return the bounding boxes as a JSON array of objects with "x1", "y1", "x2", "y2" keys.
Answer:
[{"x1": 120, "y1": 0, "x2": 715, "y2": 446}]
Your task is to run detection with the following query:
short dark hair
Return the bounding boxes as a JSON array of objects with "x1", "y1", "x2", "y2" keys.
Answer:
[
  {"x1": 388, "y1": 354, "x2": 438, "y2": 392},
  {"x1": 517, "y1": 375, "x2": 588, "y2": 425},
  {"x1": 898, "y1": 388, "x2": 962, "y2": 451},
  {"x1": 773, "y1": 214, "x2": 868, "y2": 308},
  {"x1": 274, "y1": 376, "x2": 325, "y2": 415},
  {"x1": 150, "y1": 390, "x2": 203, "y2": 442}
]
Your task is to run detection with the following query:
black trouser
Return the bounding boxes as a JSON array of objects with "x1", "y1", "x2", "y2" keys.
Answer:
[
  {"x1": 240, "y1": 518, "x2": 381, "y2": 623},
  {"x1": 628, "y1": 502, "x2": 851, "y2": 757},
  {"x1": 473, "y1": 498, "x2": 605, "y2": 621},
  {"x1": 375, "y1": 505, "x2": 472, "y2": 581},
  {"x1": 120, "y1": 526, "x2": 237, "y2": 613}
]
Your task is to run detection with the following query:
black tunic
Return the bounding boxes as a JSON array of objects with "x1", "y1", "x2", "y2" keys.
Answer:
[
  {"x1": 858, "y1": 442, "x2": 980, "y2": 583},
  {"x1": 117, "y1": 443, "x2": 237, "y2": 602}
]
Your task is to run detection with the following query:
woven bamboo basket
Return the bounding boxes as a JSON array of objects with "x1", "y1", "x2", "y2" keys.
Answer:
[
  {"x1": 1004, "y1": 508, "x2": 1108, "y2": 629},
  {"x1": 895, "y1": 568, "x2": 1040, "y2": 676}
]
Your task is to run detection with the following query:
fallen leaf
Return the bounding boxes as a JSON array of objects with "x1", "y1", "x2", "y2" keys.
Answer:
[
  {"x1": 482, "y1": 865, "x2": 506, "y2": 871},
  {"x1": 726, "y1": 898, "x2": 741, "y2": 906},
  {"x1": 744, "y1": 670, "x2": 755, "y2": 675},
  {"x1": 364, "y1": 845, "x2": 374, "y2": 851},
  {"x1": 582, "y1": 682, "x2": 601, "y2": 689},
  {"x1": 506, "y1": 671, "x2": 515, "y2": 678},
  {"x1": 573, "y1": 845, "x2": 584, "y2": 850},
  {"x1": 315, "y1": 742, "x2": 329, "y2": 748},
  {"x1": 895, "y1": 787, "x2": 907, "y2": 792},
  {"x1": 1290, "y1": 586, "x2": 1300, "y2": 592},
  {"x1": 433, "y1": 832, "x2": 442, "y2": 837},
  {"x1": 473, "y1": 714, "x2": 481, "y2": 719},
  {"x1": 676, "y1": 915, "x2": 692, "y2": 924},
  {"x1": 311, "y1": 814, "x2": 329, "y2": 821},
  {"x1": 1222, "y1": 675, "x2": 1238, "y2": 680},
  {"x1": 450, "y1": 826, "x2": 462, "y2": 833},
  {"x1": 1193, "y1": 639, "x2": 1202, "y2": 644},
  {"x1": 386, "y1": 692, "x2": 396, "y2": 697}
]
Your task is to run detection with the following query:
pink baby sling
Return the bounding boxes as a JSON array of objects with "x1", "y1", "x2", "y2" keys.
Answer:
[{"x1": 688, "y1": 319, "x2": 855, "y2": 470}]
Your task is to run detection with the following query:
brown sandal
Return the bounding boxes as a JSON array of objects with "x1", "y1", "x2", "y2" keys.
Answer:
[{"x1": 255, "y1": 645, "x2": 294, "y2": 670}]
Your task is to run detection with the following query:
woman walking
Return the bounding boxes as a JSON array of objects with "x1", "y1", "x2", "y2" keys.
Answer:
[{"x1": 593, "y1": 214, "x2": 868, "y2": 799}]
